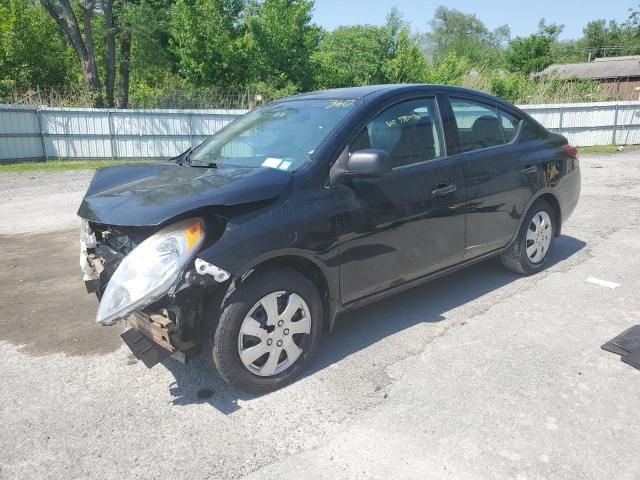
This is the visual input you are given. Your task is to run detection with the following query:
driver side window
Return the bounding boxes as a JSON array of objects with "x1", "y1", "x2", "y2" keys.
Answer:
[{"x1": 350, "y1": 98, "x2": 446, "y2": 169}]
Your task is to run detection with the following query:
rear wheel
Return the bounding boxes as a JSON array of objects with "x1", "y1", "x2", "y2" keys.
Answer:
[
  {"x1": 501, "y1": 199, "x2": 556, "y2": 275},
  {"x1": 206, "y1": 268, "x2": 323, "y2": 393}
]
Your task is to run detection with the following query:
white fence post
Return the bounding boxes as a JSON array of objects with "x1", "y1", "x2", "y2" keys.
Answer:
[
  {"x1": 108, "y1": 110, "x2": 118, "y2": 159},
  {"x1": 36, "y1": 107, "x2": 48, "y2": 161},
  {"x1": 612, "y1": 103, "x2": 619, "y2": 146}
]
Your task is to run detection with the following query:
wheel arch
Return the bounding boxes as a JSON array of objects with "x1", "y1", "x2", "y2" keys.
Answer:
[
  {"x1": 234, "y1": 253, "x2": 336, "y2": 332},
  {"x1": 534, "y1": 192, "x2": 562, "y2": 237},
  {"x1": 510, "y1": 190, "x2": 562, "y2": 248}
]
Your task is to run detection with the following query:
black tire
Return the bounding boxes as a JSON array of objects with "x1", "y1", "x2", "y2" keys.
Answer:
[
  {"x1": 205, "y1": 268, "x2": 323, "y2": 394},
  {"x1": 501, "y1": 199, "x2": 556, "y2": 275}
]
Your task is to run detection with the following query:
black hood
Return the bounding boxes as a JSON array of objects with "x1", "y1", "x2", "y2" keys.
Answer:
[{"x1": 78, "y1": 163, "x2": 292, "y2": 226}]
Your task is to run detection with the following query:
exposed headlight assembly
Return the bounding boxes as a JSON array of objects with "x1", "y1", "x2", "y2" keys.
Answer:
[{"x1": 96, "y1": 218, "x2": 205, "y2": 326}]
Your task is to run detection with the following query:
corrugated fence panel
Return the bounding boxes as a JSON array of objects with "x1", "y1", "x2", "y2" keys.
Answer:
[
  {"x1": 0, "y1": 107, "x2": 43, "y2": 161},
  {"x1": 4, "y1": 102, "x2": 640, "y2": 162},
  {"x1": 614, "y1": 103, "x2": 640, "y2": 145},
  {"x1": 42, "y1": 108, "x2": 112, "y2": 158},
  {"x1": 518, "y1": 101, "x2": 640, "y2": 147}
]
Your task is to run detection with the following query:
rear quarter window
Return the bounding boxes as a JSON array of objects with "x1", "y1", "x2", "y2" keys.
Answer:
[{"x1": 499, "y1": 110, "x2": 521, "y2": 143}]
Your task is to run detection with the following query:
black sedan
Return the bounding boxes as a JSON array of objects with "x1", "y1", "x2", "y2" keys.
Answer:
[{"x1": 78, "y1": 84, "x2": 581, "y2": 392}]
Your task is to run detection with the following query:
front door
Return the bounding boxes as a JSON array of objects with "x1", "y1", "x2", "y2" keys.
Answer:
[{"x1": 332, "y1": 96, "x2": 466, "y2": 305}]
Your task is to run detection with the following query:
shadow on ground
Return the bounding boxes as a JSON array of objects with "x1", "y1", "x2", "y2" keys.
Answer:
[{"x1": 163, "y1": 234, "x2": 586, "y2": 414}]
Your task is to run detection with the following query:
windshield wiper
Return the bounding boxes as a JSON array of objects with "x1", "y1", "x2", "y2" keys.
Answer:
[{"x1": 174, "y1": 147, "x2": 193, "y2": 166}]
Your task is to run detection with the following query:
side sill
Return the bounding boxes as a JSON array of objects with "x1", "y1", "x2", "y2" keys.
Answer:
[{"x1": 336, "y1": 246, "x2": 507, "y2": 315}]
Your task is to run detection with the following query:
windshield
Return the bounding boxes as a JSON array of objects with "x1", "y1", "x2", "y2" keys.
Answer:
[{"x1": 189, "y1": 99, "x2": 358, "y2": 171}]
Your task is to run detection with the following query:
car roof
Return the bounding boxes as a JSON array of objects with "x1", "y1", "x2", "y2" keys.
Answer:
[{"x1": 275, "y1": 84, "x2": 516, "y2": 110}]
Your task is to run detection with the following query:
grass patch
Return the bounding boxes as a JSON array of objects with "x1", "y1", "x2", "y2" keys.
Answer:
[
  {"x1": 0, "y1": 159, "x2": 156, "y2": 173},
  {"x1": 578, "y1": 145, "x2": 640, "y2": 155}
]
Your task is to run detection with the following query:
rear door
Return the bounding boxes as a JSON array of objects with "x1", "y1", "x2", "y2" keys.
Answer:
[
  {"x1": 446, "y1": 96, "x2": 541, "y2": 259},
  {"x1": 334, "y1": 96, "x2": 466, "y2": 304}
]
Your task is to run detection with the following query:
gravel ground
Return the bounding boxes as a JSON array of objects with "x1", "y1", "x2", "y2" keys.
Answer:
[
  {"x1": 0, "y1": 170, "x2": 93, "y2": 235},
  {"x1": 1, "y1": 153, "x2": 639, "y2": 479}
]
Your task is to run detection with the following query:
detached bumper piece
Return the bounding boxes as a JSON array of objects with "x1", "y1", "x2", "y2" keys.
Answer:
[
  {"x1": 601, "y1": 325, "x2": 640, "y2": 370},
  {"x1": 122, "y1": 328, "x2": 172, "y2": 368},
  {"x1": 122, "y1": 311, "x2": 177, "y2": 368}
]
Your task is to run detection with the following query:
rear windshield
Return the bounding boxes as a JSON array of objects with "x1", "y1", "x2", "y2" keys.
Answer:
[{"x1": 190, "y1": 99, "x2": 357, "y2": 171}]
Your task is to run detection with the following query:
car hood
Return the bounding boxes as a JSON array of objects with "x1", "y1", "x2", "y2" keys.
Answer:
[{"x1": 77, "y1": 163, "x2": 292, "y2": 226}]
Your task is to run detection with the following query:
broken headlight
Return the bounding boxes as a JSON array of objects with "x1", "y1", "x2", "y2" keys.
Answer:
[{"x1": 96, "y1": 218, "x2": 205, "y2": 326}]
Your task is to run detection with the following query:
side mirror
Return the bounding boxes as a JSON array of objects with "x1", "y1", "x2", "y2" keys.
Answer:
[{"x1": 331, "y1": 149, "x2": 392, "y2": 185}]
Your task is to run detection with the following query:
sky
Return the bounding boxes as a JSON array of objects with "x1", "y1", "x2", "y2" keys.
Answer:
[{"x1": 312, "y1": 0, "x2": 638, "y2": 40}]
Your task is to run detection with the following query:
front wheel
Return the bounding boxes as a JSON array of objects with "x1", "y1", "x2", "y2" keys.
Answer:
[
  {"x1": 501, "y1": 199, "x2": 556, "y2": 275},
  {"x1": 206, "y1": 268, "x2": 323, "y2": 394}
]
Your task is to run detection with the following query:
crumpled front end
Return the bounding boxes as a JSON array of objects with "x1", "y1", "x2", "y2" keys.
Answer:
[{"x1": 79, "y1": 218, "x2": 231, "y2": 366}]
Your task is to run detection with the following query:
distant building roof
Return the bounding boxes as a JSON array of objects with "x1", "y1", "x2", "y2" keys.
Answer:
[{"x1": 536, "y1": 55, "x2": 640, "y2": 80}]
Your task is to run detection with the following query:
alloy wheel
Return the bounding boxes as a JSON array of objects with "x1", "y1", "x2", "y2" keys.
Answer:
[
  {"x1": 237, "y1": 291, "x2": 312, "y2": 377},
  {"x1": 526, "y1": 211, "x2": 553, "y2": 264}
]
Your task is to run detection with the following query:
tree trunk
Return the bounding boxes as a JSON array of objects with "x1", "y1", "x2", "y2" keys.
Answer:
[
  {"x1": 103, "y1": 0, "x2": 116, "y2": 108},
  {"x1": 80, "y1": 2, "x2": 102, "y2": 106},
  {"x1": 41, "y1": 0, "x2": 103, "y2": 107},
  {"x1": 118, "y1": 29, "x2": 131, "y2": 109},
  {"x1": 117, "y1": 0, "x2": 131, "y2": 109}
]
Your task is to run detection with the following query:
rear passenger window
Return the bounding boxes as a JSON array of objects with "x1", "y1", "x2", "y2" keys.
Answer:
[
  {"x1": 350, "y1": 98, "x2": 445, "y2": 169},
  {"x1": 450, "y1": 98, "x2": 520, "y2": 152}
]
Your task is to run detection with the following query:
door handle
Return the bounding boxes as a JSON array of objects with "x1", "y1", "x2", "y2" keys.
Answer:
[
  {"x1": 521, "y1": 165, "x2": 538, "y2": 175},
  {"x1": 432, "y1": 184, "x2": 457, "y2": 198}
]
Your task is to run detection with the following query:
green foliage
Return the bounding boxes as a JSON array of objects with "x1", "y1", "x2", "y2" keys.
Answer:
[
  {"x1": 124, "y1": 0, "x2": 175, "y2": 88},
  {"x1": 247, "y1": 0, "x2": 320, "y2": 91},
  {"x1": 489, "y1": 73, "x2": 527, "y2": 103},
  {"x1": 312, "y1": 25, "x2": 388, "y2": 88},
  {"x1": 0, "y1": 0, "x2": 80, "y2": 89},
  {"x1": 3, "y1": 1, "x2": 639, "y2": 108},
  {"x1": 313, "y1": 9, "x2": 428, "y2": 88},
  {"x1": 579, "y1": 19, "x2": 640, "y2": 58},
  {"x1": 425, "y1": 6, "x2": 510, "y2": 67},
  {"x1": 427, "y1": 52, "x2": 471, "y2": 85},
  {"x1": 169, "y1": 0, "x2": 251, "y2": 88},
  {"x1": 505, "y1": 20, "x2": 563, "y2": 75},
  {"x1": 382, "y1": 28, "x2": 429, "y2": 83}
]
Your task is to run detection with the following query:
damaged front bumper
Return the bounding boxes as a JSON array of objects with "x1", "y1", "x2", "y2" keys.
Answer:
[
  {"x1": 79, "y1": 219, "x2": 230, "y2": 367},
  {"x1": 121, "y1": 310, "x2": 197, "y2": 368},
  {"x1": 79, "y1": 219, "x2": 101, "y2": 293}
]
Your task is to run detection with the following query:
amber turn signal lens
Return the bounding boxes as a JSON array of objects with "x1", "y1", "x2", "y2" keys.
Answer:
[{"x1": 184, "y1": 222, "x2": 203, "y2": 252}]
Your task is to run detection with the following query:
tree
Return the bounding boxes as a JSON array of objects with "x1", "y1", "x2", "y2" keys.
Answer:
[
  {"x1": 313, "y1": 9, "x2": 427, "y2": 88},
  {"x1": 247, "y1": 0, "x2": 321, "y2": 91},
  {"x1": 121, "y1": 0, "x2": 174, "y2": 106},
  {"x1": 40, "y1": 0, "x2": 104, "y2": 104},
  {"x1": 580, "y1": 19, "x2": 630, "y2": 59},
  {"x1": 382, "y1": 29, "x2": 429, "y2": 83},
  {"x1": 380, "y1": 9, "x2": 429, "y2": 84},
  {"x1": 425, "y1": 6, "x2": 510, "y2": 66},
  {"x1": 40, "y1": 0, "x2": 136, "y2": 107},
  {"x1": 312, "y1": 25, "x2": 385, "y2": 88},
  {"x1": 0, "y1": 0, "x2": 79, "y2": 90},
  {"x1": 505, "y1": 19, "x2": 563, "y2": 75},
  {"x1": 169, "y1": 0, "x2": 251, "y2": 89},
  {"x1": 426, "y1": 52, "x2": 471, "y2": 85}
]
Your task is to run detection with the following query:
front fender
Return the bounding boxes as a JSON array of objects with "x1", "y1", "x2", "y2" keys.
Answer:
[{"x1": 196, "y1": 193, "x2": 340, "y2": 320}]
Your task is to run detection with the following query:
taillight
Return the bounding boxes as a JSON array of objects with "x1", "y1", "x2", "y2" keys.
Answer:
[{"x1": 562, "y1": 144, "x2": 578, "y2": 158}]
